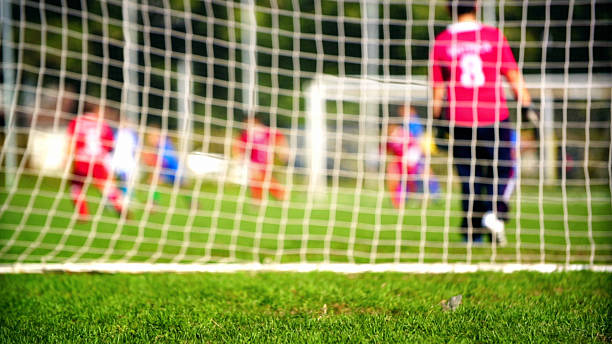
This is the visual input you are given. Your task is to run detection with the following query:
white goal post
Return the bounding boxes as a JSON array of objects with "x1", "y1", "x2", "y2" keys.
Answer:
[
  {"x1": 305, "y1": 75, "x2": 429, "y2": 195},
  {"x1": 304, "y1": 73, "x2": 612, "y2": 194},
  {"x1": 1, "y1": 0, "x2": 611, "y2": 273}
]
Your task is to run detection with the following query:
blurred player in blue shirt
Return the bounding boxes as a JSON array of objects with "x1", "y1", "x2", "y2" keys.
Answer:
[{"x1": 143, "y1": 127, "x2": 194, "y2": 208}]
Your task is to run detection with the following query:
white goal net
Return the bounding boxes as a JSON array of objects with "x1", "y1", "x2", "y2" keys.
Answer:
[{"x1": 1, "y1": 0, "x2": 611, "y2": 273}]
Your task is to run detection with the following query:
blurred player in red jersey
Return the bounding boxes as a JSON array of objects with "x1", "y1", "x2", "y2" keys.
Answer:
[
  {"x1": 385, "y1": 115, "x2": 422, "y2": 208},
  {"x1": 431, "y1": 0, "x2": 536, "y2": 245},
  {"x1": 233, "y1": 114, "x2": 288, "y2": 202},
  {"x1": 67, "y1": 102, "x2": 126, "y2": 220},
  {"x1": 386, "y1": 105, "x2": 441, "y2": 208}
]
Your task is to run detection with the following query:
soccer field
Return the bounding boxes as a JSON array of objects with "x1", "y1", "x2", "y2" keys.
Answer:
[
  {"x1": 1, "y1": 0, "x2": 611, "y2": 341},
  {"x1": 1, "y1": 174, "x2": 611, "y2": 266},
  {"x1": 0, "y1": 271, "x2": 610, "y2": 343},
  {"x1": 2, "y1": 178, "x2": 611, "y2": 343}
]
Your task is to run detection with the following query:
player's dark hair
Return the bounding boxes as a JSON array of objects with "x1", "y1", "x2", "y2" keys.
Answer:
[
  {"x1": 447, "y1": 0, "x2": 477, "y2": 17},
  {"x1": 254, "y1": 112, "x2": 269, "y2": 126},
  {"x1": 83, "y1": 100, "x2": 100, "y2": 113},
  {"x1": 243, "y1": 110, "x2": 269, "y2": 126}
]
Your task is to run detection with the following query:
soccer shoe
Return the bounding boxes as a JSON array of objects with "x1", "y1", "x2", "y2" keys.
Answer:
[{"x1": 482, "y1": 211, "x2": 507, "y2": 247}]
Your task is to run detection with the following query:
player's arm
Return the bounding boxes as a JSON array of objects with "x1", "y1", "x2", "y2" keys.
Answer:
[
  {"x1": 506, "y1": 69, "x2": 531, "y2": 107},
  {"x1": 500, "y1": 31, "x2": 538, "y2": 126},
  {"x1": 232, "y1": 131, "x2": 246, "y2": 159},
  {"x1": 274, "y1": 131, "x2": 289, "y2": 164},
  {"x1": 506, "y1": 69, "x2": 539, "y2": 126},
  {"x1": 432, "y1": 85, "x2": 446, "y2": 120}
]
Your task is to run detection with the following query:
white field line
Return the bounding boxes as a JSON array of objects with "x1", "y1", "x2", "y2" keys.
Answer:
[{"x1": 1, "y1": 263, "x2": 611, "y2": 274}]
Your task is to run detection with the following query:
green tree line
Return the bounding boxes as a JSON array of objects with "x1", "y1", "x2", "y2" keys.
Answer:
[{"x1": 2, "y1": 0, "x2": 610, "y2": 127}]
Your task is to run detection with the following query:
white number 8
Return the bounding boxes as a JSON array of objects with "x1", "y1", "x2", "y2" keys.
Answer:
[
  {"x1": 460, "y1": 54, "x2": 485, "y2": 87},
  {"x1": 85, "y1": 129, "x2": 102, "y2": 156}
]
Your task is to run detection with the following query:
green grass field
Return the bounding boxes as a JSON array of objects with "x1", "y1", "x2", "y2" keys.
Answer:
[
  {"x1": 1, "y1": 174, "x2": 611, "y2": 265},
  {"x1": 0, "y1": 271, "x2": 610, "y2": 343},
  {"x1": 1, "y1": 175, "x2": 611, "y2": 342}
]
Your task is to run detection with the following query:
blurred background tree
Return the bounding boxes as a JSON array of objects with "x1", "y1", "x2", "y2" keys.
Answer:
[{"x1": 2, "y1": 0, "x2": 610, "y2": 128}]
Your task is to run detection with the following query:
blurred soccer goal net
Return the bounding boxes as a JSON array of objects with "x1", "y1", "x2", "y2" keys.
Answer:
[{"x1": 1, "y1": 0, "x2": 611, "y2": 273}]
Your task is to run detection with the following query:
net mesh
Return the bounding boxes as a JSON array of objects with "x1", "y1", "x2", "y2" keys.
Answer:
[{"x1": 0, "y1": 0, "x2": 611, "y2": 270}]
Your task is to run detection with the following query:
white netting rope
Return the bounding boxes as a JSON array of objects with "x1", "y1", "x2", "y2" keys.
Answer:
[{"x1": 0, "y1": 0, "x2": 611, "y2": 272}]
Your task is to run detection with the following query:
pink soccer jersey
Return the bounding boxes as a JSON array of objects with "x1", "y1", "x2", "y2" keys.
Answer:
[
  {"x1": 239, "y1": 126, "x2": 283, "y2": 165},
  {"x1": 431, "y1": 22, "x2": 518, "y2": 126}
]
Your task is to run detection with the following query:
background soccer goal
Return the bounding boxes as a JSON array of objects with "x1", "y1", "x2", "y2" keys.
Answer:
[{"x1": 1, "y1": 0, "x2": 611, "y2": 273}]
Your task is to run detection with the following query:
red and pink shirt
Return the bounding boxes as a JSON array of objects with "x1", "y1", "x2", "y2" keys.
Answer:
[
  {"x1": 238, "y1": 125, "x2": 283, "y2": 165},
  {"x1": 431, "y1": 22, "x2": 518, "y2": 126},
  {"x1": 67, "y1": 113, "x2": 114, "y2": 163},
  {"x1": 387, "y1": 124, "x2": 421, "y2": 171}
]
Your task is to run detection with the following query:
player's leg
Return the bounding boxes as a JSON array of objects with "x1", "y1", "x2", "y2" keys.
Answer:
[
  {"x1": 71, "y1": 182, "x2": 89, "y2": 219},
  {"x1": 405, "y1": 163, "x2": 419, "y2": 194},
  {"x1": 91, "y1": 162, "x2": 125, "y2": 215},
  {"x1": 259, "y1": 163, "x2": 286, "y2": 201},
  {"x1": 479, "y1": 126, "x2": 506, "y2": 217},
  {"x1": 256, "y1": 163, "x2": 285, "y2": 201},
  {"x1": 413, "y1": 161, "x2": 425, "y2": 194},
  {"x1": 502, "y1": 128, "x2": 518, "y2": 207},
  {"x1": 473, "y1": 139, "x2": 493, "y2": 241},
  {"x1": 268, "y1": 174, "x2": 286, "y2": 201},
  {"x1": 478, "y1": 125, "x2": 510, "y2": 246},
  {"x1": 427, "y1": 170, "x2": 441, "y2": 198},
  {"x1": 170, "y1": 170, "x2": 197, "y2": 208},
  {"x1": 452, "y1": 126, "x2": 484, "y2": 242},
  {"x1": 71, "y1": 162, "x2": 90, "y2": 219},
  {"x1": 150, "y1": 167, "x2": 170, "y2": 206},
  {"x1": 386, "y1": 161, "x2": 403, "y2": 208},
  {"x1": 249, "y1": 166, "x2": 265, "y2": 201},
  {"x1": 415, "y1": 160, "x2": 441, "y2": 201},
  {"x1": 454, "y1": 150, "x2": 481, "y2": 241},
  {"x1": 111, "y1": 169, "x2": 131, "y2": 211},
  {"x1": 117, "y1": 170, "x2": 130, "y2": 197},
  {"x1": 480, "y1": 124, "x2": 513, "y2": 215},
  {"x1": 494, "y1": 125, "x2": 514, "y2": 222},
  {"x1": 143, "y1": 151, "x2": 163, "y2": 206},
  {"x1": 158, "y1": 168, "x2": 176, "y2": 205},
  {"x1": 71, "y1": 181, "x2": 89, "y2": 219}
]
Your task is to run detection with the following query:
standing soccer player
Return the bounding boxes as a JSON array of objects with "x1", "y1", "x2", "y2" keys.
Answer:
[
  {"x1": 233, "y1": 115, "x2": 288, "y2": 202},
  {"x1": 67, "y1": 103, "x2": 126, "y2": 220},
  {"x1": 431, "y1": 0, "x2": 536, "y2": 245}
]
